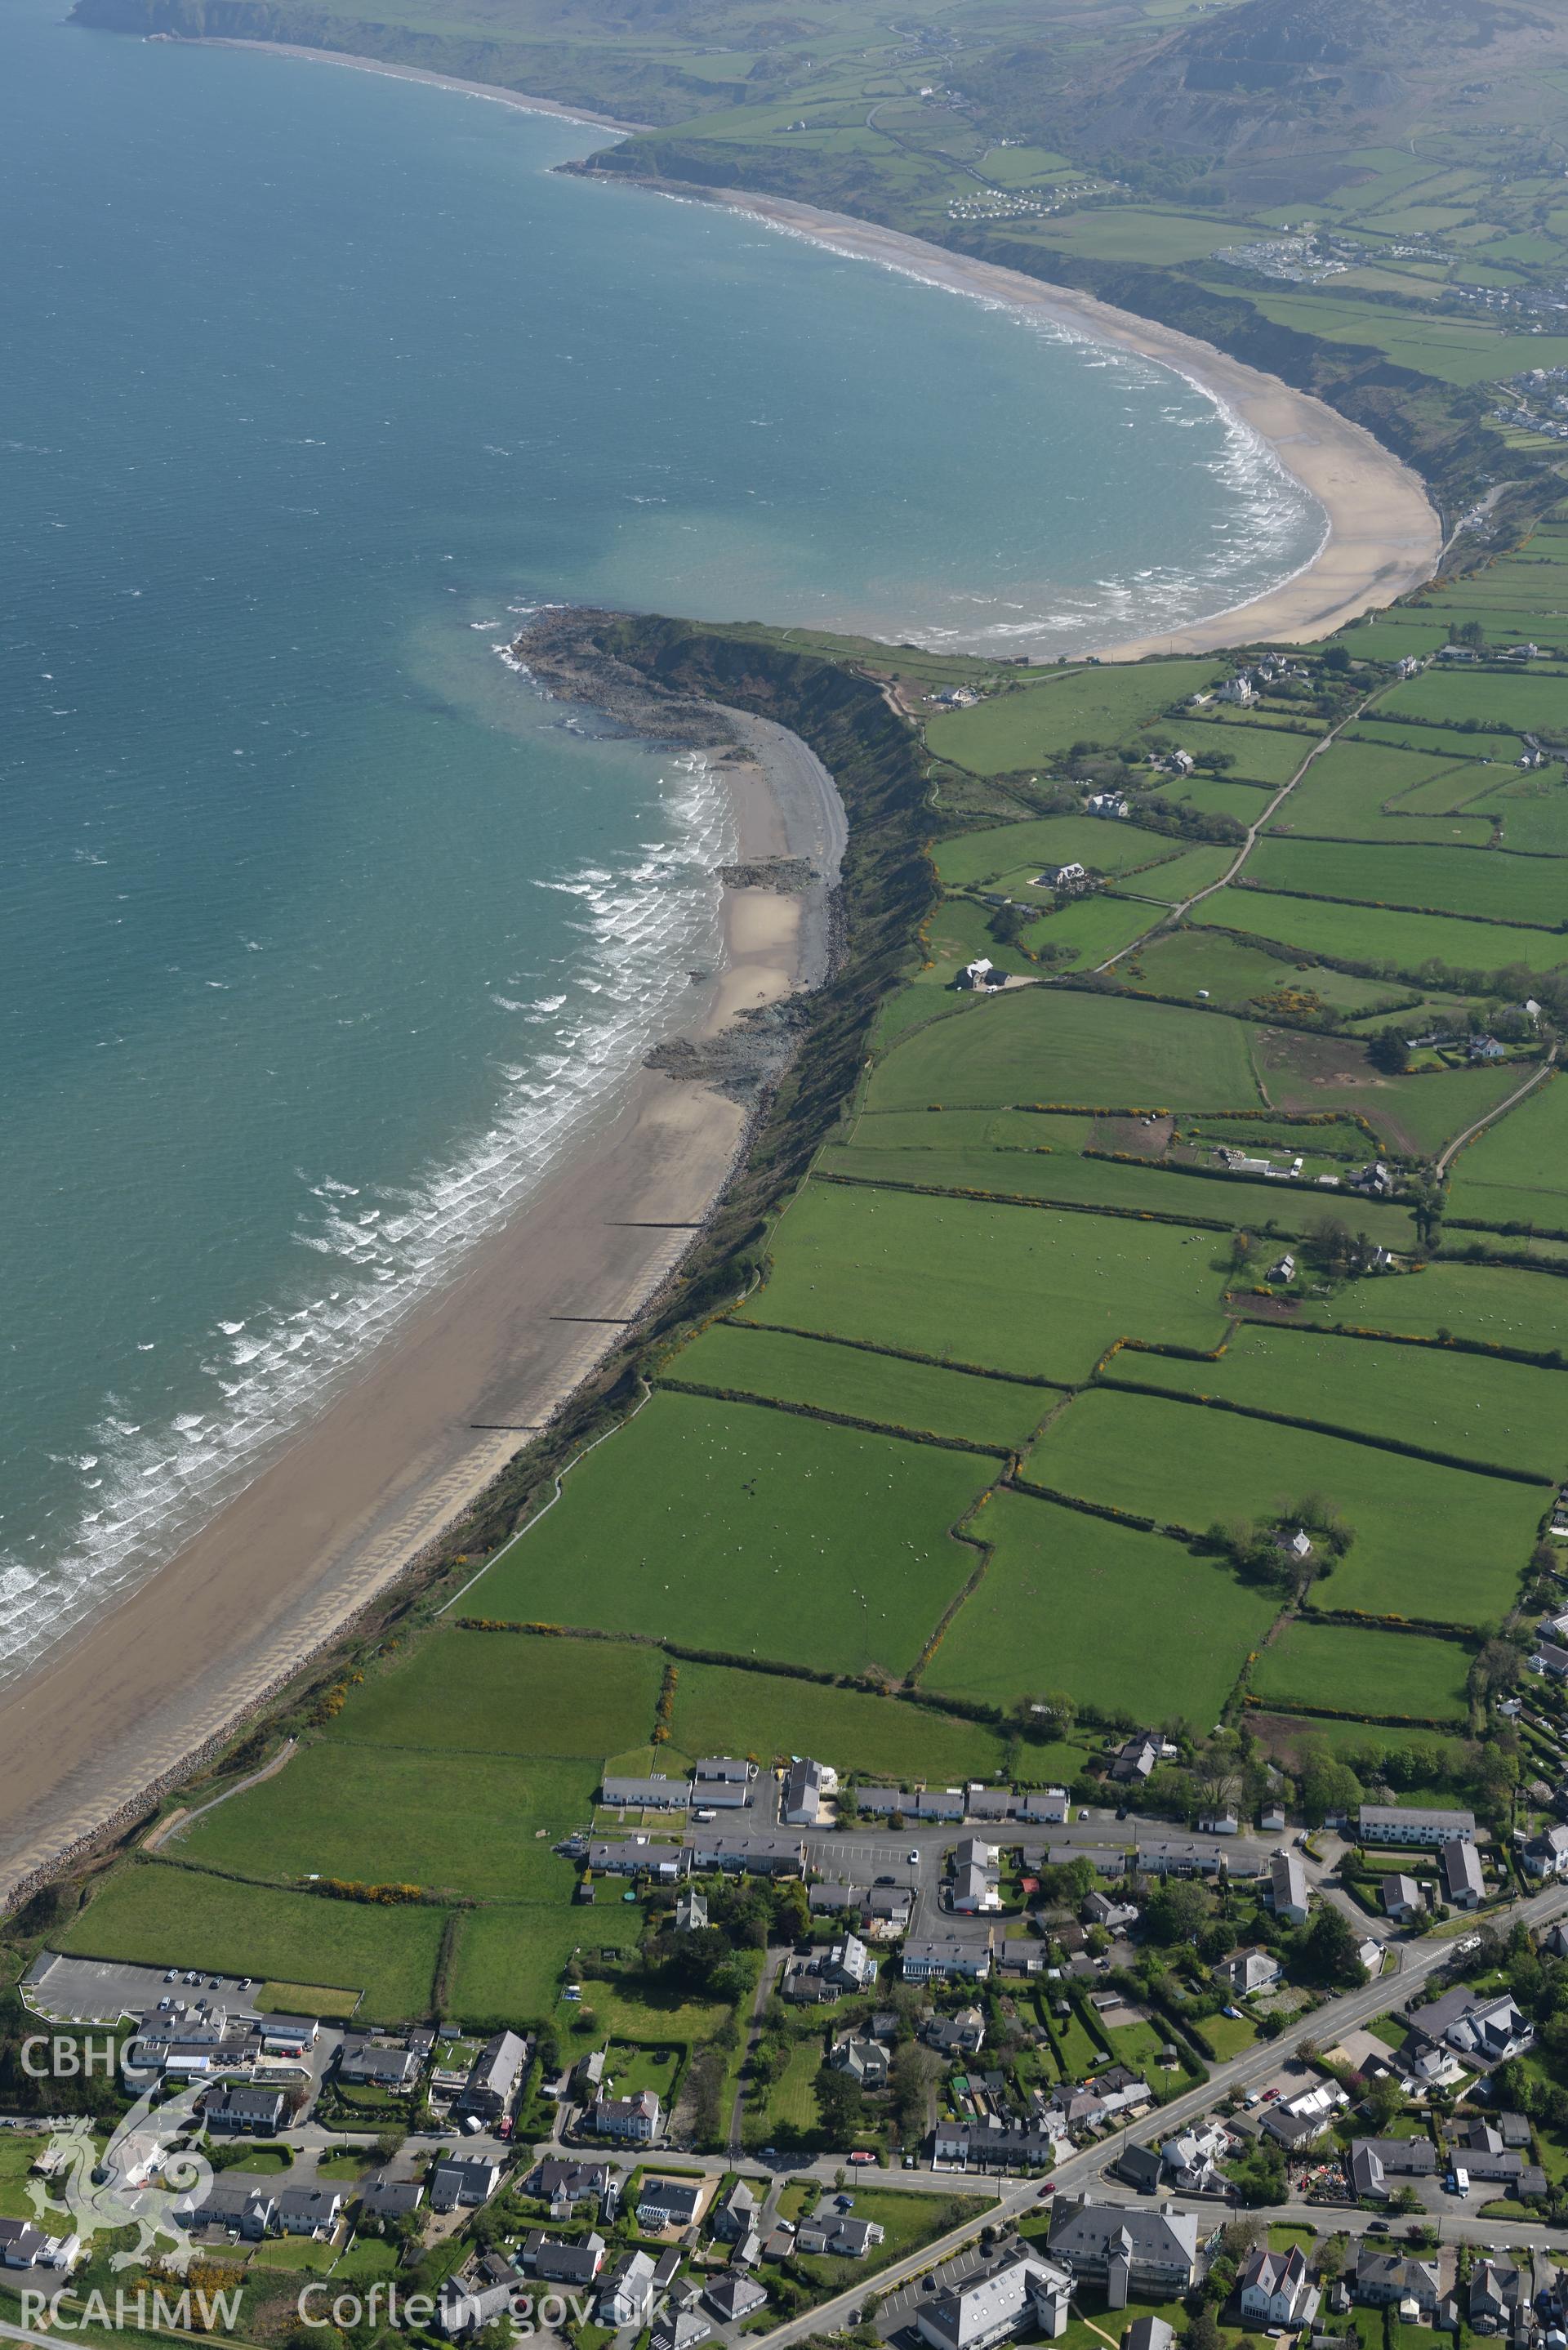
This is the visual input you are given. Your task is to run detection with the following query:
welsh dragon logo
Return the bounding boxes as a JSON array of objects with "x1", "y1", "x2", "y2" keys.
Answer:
[{"x1": 29, "y1": 2080, "x2": 215, "y2": 2272}]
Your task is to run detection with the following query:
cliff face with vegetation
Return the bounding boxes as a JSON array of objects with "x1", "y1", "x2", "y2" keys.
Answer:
[{"x1": 448, "y1": 611, "x2": 938, "y2": 1558}]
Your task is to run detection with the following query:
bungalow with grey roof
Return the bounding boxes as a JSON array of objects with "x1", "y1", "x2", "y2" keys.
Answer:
[
  {"x1": 600, "y1": 1774, "x2": 688, "y2": 1809},
  {"x1": 650, "y1": 2312, "x2": 712, "y2": 2350},
  {"x1": 359, "y1": 2173, "x2": 425, "y2": 2224},
  {"x1": 589, "y1": 1837, "x2": 684, "y2": 1881},
  {"x1": 1212, "y1": 1947, "x2": 1280, "y2": 1997},
  {"x1": 1361, "y1": 1804, "x2": 1475, "y2": 1846},
  {"x1": 703, "y1": 2270, "x2": 768, "y2": 2325},
  {"x1": 176, "y1": 2182, "x2": 276, "y2": 2241},
  {"x1": 338, "y1": 2040, "x2": 423, "y2": 2093},
  {"x1": 831, "y1": 2035, "x2": 889, "y2": 2088},
  {"x1": 904, "y1": 1938, "x2": 991, "y2": 1982},
  {"x1": 795, "y1": 2209, "x2": 885, "y2": 2258},
  {"x1": 637, "y1": 2177, "x2": 702, "y2": 2232},
  {"x1": 965, "y1": 1786, "x2": 1015, "y2": 1824},
  {"x1": 691, "y1": 1759, "x2": 755, "y2": 1808},
  {"x1": 1441, "y1": 1838, "x2": 1486, "y2": 1910},
  {"x1": 1348, "y1": 2138, "x2": 1437, "y2": 2201},
  {"x1": 521, "y1": 2232, "x2": 606, "y2": 2285},
  {"x1": 430, "y1": 2155, "x2": 503, "y2": 2214},
  {"x1": 1382, "y1": 1875, "x2": 1423, "y2": 1921},
  {"x1": 683, "y1": 1830, "x2": 804, "y2": 1875}
]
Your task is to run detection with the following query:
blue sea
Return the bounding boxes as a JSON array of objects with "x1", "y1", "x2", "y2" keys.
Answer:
[{"x1": 0, "y1": 0, "x2": 1323, "y2": 1674}]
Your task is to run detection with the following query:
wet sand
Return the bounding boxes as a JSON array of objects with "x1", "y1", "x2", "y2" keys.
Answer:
[{"x1": 0, "y1": 716, "x2": 844, "y2": 1908}]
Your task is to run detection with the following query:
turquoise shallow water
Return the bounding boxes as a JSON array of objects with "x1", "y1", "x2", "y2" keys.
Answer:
[{"x1": 0, "y1": 0, "x2": 1321, "y2": 1671}]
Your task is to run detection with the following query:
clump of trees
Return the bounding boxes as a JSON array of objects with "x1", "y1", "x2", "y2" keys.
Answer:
[{"x1": 1205, "y1": 1492, "x2": 1354, "y2": 1594}]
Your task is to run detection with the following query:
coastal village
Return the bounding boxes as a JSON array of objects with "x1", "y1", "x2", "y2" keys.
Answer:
[{"x1": 17, "y1": 1728, "x2": 1568, "y2": 2350}]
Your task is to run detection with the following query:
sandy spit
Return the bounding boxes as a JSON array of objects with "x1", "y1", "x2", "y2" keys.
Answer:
[{"x1": 0, "y1": 715, "x2": 844, "y2": 1910}]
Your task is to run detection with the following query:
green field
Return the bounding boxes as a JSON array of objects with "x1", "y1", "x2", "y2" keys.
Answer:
[
  {"x1": 863, "y1": 985, "x2": 1263, "y2": 1113},
  {"x1": 818, "y1": 1139, "x2": 1418, "y2": 1249},
  {"x1": 1246, "y1": 1712, "x2": 1466, "y2": 1776},
  {"x1": 1290, "y1": 1258, "x2": 1568, "y2": 1356},
  {"x1": 924, "y1": 1489, "x2": 1278, "y2": 1723},
  {"x1": 1102, "y1": 1324, "x2": 1568, "y2": 1478},
  {"x1": 175, "y1": 1741, "x2": 595, "y2": 1901},
  {"x1": 1162, "y1": 776, "x2": 1278, "y2": 825},
  {"x1": 1194, "y1": 886, "x2": 1568, "y2": 976},
  {"x1": 665, "y1": 1657, "x2": 1014, "y2": 1780},
  {"x1": 1381, "y1": 669, "x2": 1568, "y2": 735},
  {"x1": 1249, "y1": 1621, "x2": 1473, "y2": 1724},
  {"x1": 1023, "y1": 1385, "x2": 1540, "y2": 1625},
  {"x1": 933, "y1": 815, "x2": 1177, "y2": 890},
  {"x1": 443, "y1": 1906, "x2": 640, "y2": 2031},
  {"x1": 1124, "y1": 928, "x2": 1408, "y2": 1014},
  {"x1": 1249, "y1": 1028, "x2": 1528, "y2": 1157},
  {"x1": 1176, "y1": 718, "x2": 1315, "y2": 785},
  {"x1": 1267, "y1": 738, "x2": 1496, "y2": 847},
  {"x1": 1024, "y1": 892, "x2": 1157, "y2": 967},
  {"x1": 1122, "y1": 844, "x2": 1238, "y2": 903},
  {"x1": 1475, "y1": 775, "x2": 1568, "y2": 854},
  {"x1": 1348, "y1": 718, "x2": 1525, "y2": 765},
  {"x1": 1245, "y1": 837, "x2": 1567, "y2": 926},
  {"x1": 924, "y1": 660, "x2": 1222, "y2": 771},
  {"x1": 327, "y1": 1626, "x2": 666, "y2": 1758},
  {"x1": 56, "y1": 1862, "x2": 443, "y2": 2019},
  {"x1": 736, "y1": 1179, "x2": 1231, "y2": 1381},
  {"x1": 471, "y1": 1391, "x2": 992, "y2": 1676},
  {"x1": 1447, "y1": 1073, "x2": 1568, "y2": 1229},
  {"x1": 667, "y1": 1320, "x2": 1052, "y2": 1447}
]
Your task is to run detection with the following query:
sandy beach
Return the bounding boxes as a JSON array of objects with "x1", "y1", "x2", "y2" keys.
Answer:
[
  {"x1": 0, "y1": 710, "x2": 843, "y2": 1909},
  {"x1": 0, "y1": 36, "x2": 1445, "y2": 1912},
  {"x1": 703, "y1": 192, "x2": 1442, "y2": 659}
]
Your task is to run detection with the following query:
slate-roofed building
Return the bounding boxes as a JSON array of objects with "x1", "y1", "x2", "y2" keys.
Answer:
[
  {"x1": 915, "y1": 2254, "x2": 1072, "y2": 2350},
  {"x1": 453, "y1": 2029, "x2": 528, "y2": 2124},
  {"x1": 1045, "y1": 2198, "x2": 1199, "y2": 2303},
  {"x1": 600, "y1": 1774, "x2": 688, "y2": 1809},
  {"x1": 1361, "y1": 1804, "x2": 1475, "y2": 1846},
  {"x1": 204, "y1": 2084, "x2": 289, "y2": 2137}
]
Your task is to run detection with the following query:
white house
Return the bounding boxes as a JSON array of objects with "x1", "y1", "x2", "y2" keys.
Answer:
[
  {"x1": 1269, "y1": 1849, "x2": 1310, "y2": 1925},
  {"x1": 1213, "y1": 1946, "x2": 1281, "y2": 1997},
  {"x1": 1239, "y1": 2244, "x2": 1319, "y2": 2330},
  {"x1": 1524, "y1": 1824, "x2": 1568, "y2": 1879}
]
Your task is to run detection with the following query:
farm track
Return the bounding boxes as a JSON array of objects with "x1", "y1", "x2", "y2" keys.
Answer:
[
  {"x1": 1093, "y1": 693, "x2": 1379, "y2": 975},
  {"x1": 143, "y1": 1737, "x2": 297, "y2": 1852},
  {"x1": 1436, "y1": 1041, "x2": 1559, "y2": 1178}
]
